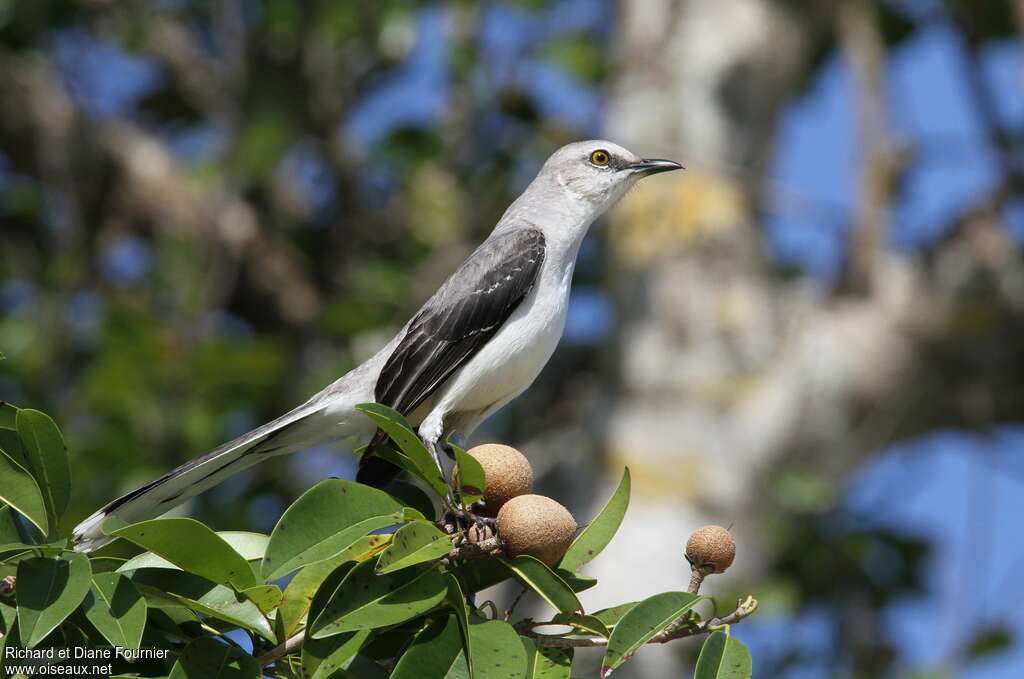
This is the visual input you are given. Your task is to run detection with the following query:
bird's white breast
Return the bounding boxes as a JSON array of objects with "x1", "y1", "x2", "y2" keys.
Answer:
[{"x1": 430, "y1": 250, "x2": 575, "y2": 414}]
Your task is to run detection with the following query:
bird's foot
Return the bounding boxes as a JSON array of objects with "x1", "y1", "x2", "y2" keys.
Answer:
[
  {"x1": 442, "y1": 501, "x2": 495, "y2": 535},
  {"x1": 468, "y1": 502, "x2": 496, "y2": 531}
]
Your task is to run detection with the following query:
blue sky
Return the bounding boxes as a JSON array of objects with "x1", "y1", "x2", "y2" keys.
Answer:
[{"x1": 769, "y1": 23, "x2": 1022, "y2": 276}]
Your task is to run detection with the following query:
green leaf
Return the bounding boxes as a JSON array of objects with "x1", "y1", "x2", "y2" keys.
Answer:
[
  {"x1": 16, "y1": 553, "x2": 92, "y2": 647},
  {"x1": 311, "y1": 560, "x2": 447, "y2": 638},
  {"x1": 0, "y1": 541, "x2": 65, "y2": 564},
  {"x1": 15, "y1": 409, "x2": 71, "y2": 533},
  {"x1": 553, "y1": 569, "x2": 597, "y2": 593},
  {"x1": 0, "y1": 448, "x2": 48, "y2": 535},
  {"x1": 0, "y1": 597, "x2": 15, "y2": 633},
  {"x1": 310, "y1": 629, "x2": 372, "y2": 679},
  {"x1": 385, "y1": 480, "x2": 438, "y2": 521},
  {"x1": 499, "y1": 556, "x2": 582, "y2": 614},
  {"x1": 372, "y1": 446, "x2": 423, "y2": 482},
  {"x1": 450, "y1": 558, "x2": 510, "y2": 595},
  {"x1": 0, "y1": 601, "x2": 18, "y2": 672},
  {"x1": 376, "y1": 521, "x2": 452, "y2": 574},
  {"x1": 549, "y1": 612, "x2": 610, "y2": 638},
  {"x1": 0, "y1": 428, "x2": 26, "y2": 467},
  {"x1": 262, "y1": 478, "x2": 404, "y2": 580},
  {"x1": 278, "y1": 534, "x2": 391, "y2": 639},
  {"x1": 523, "y1": 637, "x2": 573, "y2": 679},
  {"x1": 444, "y1": 573, "x2": 473, "y2": 674},
  {"x1": 453, "y1": 444, "x2": 486, "y2": 506},
  {"x1": 0, "y1": 506, "x2": 21, "y2": 545},
  {"x1": 144, "y1": 601, "x2": 198, "y2": 628},
  {"x1": 0, "y1": 548, "x2": 32, "y2": 566},
  {"x1": 601, "y1": 591, "x2": 701, "y2": 676},
  {"x1": 351, "y1": 654, "x2": 392, "y2": 679},
  {"x1": 694, "y1": 631, "x2": 752, "y2": 679},
  {"x1": 115, "y1": 547, "x2": 187, "y2": 571},
  {"x1": 0, "y1": 430, "x2": 29, "y2": 484},
  {"x1": 356, "y1": 403, "x2": 449, "y2": 497},
  {"x1": 47, "y1": 616, "x2": 92, "y2": 656},
  {"x1": 112, "y1": 518, "x2": 257, "y2": 590},
  {"x1": 86, "y1": 557, "x2": 127, "y2": 574},
  {"x1": 0, "y1": 402, "x2": 16, "y2": 430},
  {"x1": 391, "y1": 614, "x2": 468, "y2": 679},
  {"x1": 347, "y1": 624, "x2": 410, "y2": 660},
  {"x1": 558, "y1": 468, "x2": 629, "y2": 573},
  {"x1": 169, "y1": 635, "x2": 261, "y2": 678},
  {"x1": 240, "y1": 584, "x2": 282, "y2": 613},
  {"x1": 82, "y1": 572, "x2": 147, "y2": 650},
  {"x1": 130, "y1": 570, "x2": 275, "y2": 641},
  {"x1": 117, "y1": 531, "x2": 269, "y2": 573},
  {"x1": 215, "y1": 531, "x2": 270, "y2": 560},
  {"x1": 468, "y1": 618, "x2": 528, "y2": 679},
  {"x1": 301, "y1": 561, "x2": 357, "y2": 676},
  {"x1": 590, "y1": 602, "x2": 637, "y2": 629}
]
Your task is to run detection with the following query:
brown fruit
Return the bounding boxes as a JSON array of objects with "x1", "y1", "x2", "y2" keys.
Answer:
[
  {"x1": 458, "y1": 443, "x2": 533, "y2": 515},
  {"x1": 496, "y1": 494, "x2": 577, "y2": 566},
  {"x1": 685, "y1": 525, "x2": 736, "y2": 574}
]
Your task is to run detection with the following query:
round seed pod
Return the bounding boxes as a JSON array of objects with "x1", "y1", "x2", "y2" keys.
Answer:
[
  {"x1": 496, "y1": 494, "x2": 577, "y2": 566},
  {"x1": 458, "y1": 443, "x2": 533, "y2": 515},
  {"x1": 685, "y1": 525, "x2": 736, "y2": 574}
]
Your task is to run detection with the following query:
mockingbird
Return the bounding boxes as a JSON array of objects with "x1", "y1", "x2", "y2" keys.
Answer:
[{"x1": 73, "y1": 140, "x2": 681, "y2": 552}]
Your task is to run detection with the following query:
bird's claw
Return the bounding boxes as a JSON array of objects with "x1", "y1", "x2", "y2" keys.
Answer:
[{"x1": 441, "y1": 502, "x2": 495, "y2": 534}]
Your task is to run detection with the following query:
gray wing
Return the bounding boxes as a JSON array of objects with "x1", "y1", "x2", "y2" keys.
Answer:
[{"x1": 375, "y1": 227, "x2": 546, "y2": 416}]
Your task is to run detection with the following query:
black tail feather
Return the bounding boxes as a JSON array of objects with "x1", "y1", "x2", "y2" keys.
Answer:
[
  {"x1": 356, "y1": 452, "x2": 401, "y2": 487},
  {"x1": 356, "y1": 429, "x2": 402, "y2": 487}
]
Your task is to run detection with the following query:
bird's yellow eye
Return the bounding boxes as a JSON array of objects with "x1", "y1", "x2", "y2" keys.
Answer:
[{"x1": 589, "y1": 149, "x2": 610, "y2": 166}]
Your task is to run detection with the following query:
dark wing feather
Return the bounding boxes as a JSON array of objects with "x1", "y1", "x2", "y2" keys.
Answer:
[{"x1": 375, "y1": 227, "x2": 546, "y2": 416}]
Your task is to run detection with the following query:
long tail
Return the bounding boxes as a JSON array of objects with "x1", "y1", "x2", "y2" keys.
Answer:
[{"x1": 72, "y1": 400, "x2": 329, "y2": 553}]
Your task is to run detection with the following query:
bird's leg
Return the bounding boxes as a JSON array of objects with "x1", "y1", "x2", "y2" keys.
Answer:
[
  {"x1": 427, "y1": 438, "x2": 447, "y2": 474},
  {"x1": 428, "y1": 434, "x2": 494, "y2": 534},
  {"x1": 428, "y1": 438, "x2": 464, "y2": 522}
]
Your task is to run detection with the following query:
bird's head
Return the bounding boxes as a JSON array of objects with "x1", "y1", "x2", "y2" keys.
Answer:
[{"x1": 540, "y1": 140, "x2": 682, "y2": 214}]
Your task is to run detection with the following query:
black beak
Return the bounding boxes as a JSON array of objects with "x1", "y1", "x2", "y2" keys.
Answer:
[{"x1": 629, "y1": 158, "x2": 684, "y2": 175}]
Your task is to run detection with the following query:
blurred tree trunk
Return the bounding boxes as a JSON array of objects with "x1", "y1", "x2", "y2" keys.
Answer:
[{"x1": 578, "y1": 0, "x2": 1024, "y2": 675}]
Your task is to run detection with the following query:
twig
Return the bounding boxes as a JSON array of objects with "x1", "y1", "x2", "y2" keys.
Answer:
[
  {"x1": 504, "y1": 587, "x2": 529, "y2": 621},
  {"x1": 447, "y1": 536, "x2": 503, "y2": 560},
  {"x1": 257, "y1": 591, "x2": 756, "y2": 661},
  {"x1": 687, "y1": 567, "x2": 711, "y2": 595},
  {"x1": 519, "y1": 596, "x2": 759, "y2": 648},
  {"x1": 478, "y1": 600, "x2": 499, "y2": 620},
  {"x1": 257, "y1": 632, "x2": 304, "y2": 668}
]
